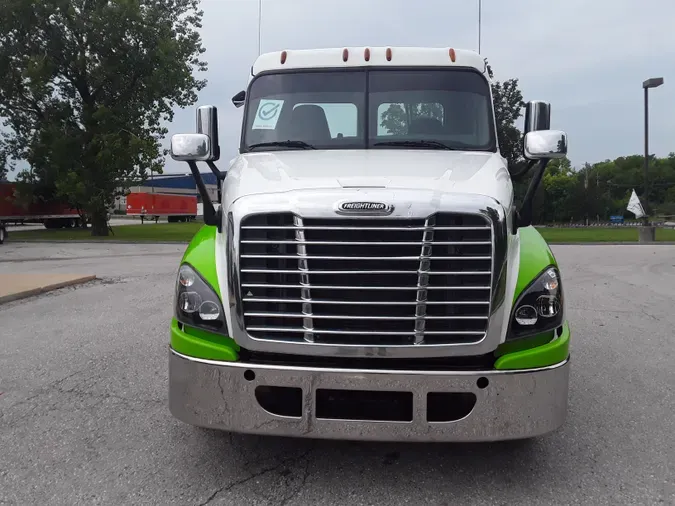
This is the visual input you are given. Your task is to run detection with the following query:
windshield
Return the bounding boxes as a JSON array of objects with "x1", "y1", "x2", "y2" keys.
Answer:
[{"x1": 241, "y1": 68, "x2": 496, "y2": 152}]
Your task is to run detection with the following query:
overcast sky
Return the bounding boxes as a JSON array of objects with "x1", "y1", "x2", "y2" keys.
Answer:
[{"x1": 164, "y1": 0, "x2": 675, "y2": 173}]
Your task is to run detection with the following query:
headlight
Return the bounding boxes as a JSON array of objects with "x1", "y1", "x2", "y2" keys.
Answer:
[
  {"x1": 507, "y1": 266, "x2": 563, "y2": 340},
  {"x1": 174, "y1": 263, "x2": 225, "y2": 331}
]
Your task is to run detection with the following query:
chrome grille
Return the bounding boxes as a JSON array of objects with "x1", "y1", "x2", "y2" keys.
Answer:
[{"x1": 239, "y1": 212, "x2": 493, "y2": 346}]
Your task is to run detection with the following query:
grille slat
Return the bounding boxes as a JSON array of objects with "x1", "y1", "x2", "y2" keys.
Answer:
[
  {"x1": 242, "y1": 240, "x2": 491, "y2": 246},
  {"x1": 243, "y1": 298, "x2": 489, "y2": 305},
  {"x1": 245, "y1": 327, "x2": 486, "y2": 336},
  {"x1": 242, "y1": 284, "x2": 490, "y2": 290},
  {"x1": 242, "y1": 255, "x2": 491, "y2": 260},
  {"x1": 242, "y1": 269, "x2": 491, "y2": 275},
  {"x1": 239, "y1": 212, "x2": 493, "y2": 346},
  {"x1": 244, "y1": 313, "x2": 488, "y2": 320},
  {"x1": 242, "y1": 225, "x2": 491, "y2": 231}
]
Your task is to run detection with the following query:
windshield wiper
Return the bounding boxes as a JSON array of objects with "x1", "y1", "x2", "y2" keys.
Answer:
[
  {"x1": 247, "y1": 140, "x2": 316, "y2": 150},
  {"x1": 373, "y1": 140, "x2": 458, "y2": 150}
]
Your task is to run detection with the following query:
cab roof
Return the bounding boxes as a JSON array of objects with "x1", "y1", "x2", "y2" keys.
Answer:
[{"x1": 252, "y1": 46, "x2": 487, "y2": 76}]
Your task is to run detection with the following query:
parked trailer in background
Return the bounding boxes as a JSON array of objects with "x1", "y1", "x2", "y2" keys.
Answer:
[
  {"x1": 0, "y1": 182, "x2": 81, "y2": 231},
  {"x1": 125, "y1": 192, "x2": 198, "y2": 223}
]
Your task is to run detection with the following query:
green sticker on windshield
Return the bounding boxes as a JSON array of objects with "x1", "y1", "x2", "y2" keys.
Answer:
[{"x1": 253, "y1": 99, "x2": 284, "y2": 130}]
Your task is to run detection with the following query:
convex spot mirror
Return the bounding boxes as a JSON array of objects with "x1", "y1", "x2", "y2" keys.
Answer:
[
  {"x1": 170, "y1": 133, "x2": 212, "y2": 161},
  {"x1": 523, "y1": 130, "x2": 568, "y2": 160}
]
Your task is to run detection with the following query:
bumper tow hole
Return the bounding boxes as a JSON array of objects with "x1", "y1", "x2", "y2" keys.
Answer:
[
  {"x1": 476, "y1": 377, "x2": 489, "y2": 389},
  {"x1": 427, "y1": 392, "x2": 477, "y2": 422},
  {"x1": 244, "y1": 369, "x2": 256, "y2": 381},
  {"x1": 255, "y1": 386, "x2": 302, "y2": 417}
]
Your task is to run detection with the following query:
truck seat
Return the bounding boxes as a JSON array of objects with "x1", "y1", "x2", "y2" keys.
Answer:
[
  {"x1": 290, "y1": 104, "x2": 332, "y2": 142},
  {"x1": 409, "y1": 117, "x2": 445, "y2": 135}
]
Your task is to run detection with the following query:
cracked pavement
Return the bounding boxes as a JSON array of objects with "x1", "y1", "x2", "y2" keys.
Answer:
[{"x1": 1, "y1": 242, "x2": 674, "y2": 505}]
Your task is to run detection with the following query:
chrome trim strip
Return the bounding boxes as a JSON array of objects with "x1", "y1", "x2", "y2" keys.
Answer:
[
  {"x1": 226, "y1": 188, "x2": 508, "y2": 358},
  {"x1": 171, "y1": 348, "x2": 569, "y2": 374},
  {"x1": 241, "y1": 254, "x2": 491, "y2": 260},
  {"x1": 243, "y1": 313, "x2": 488, "y2": 320},
  {"x1": 241, "y1": 269, "x2": 491, "y2": 275},
  {"x1": 241, "y1": 240, "x2": 491, "y2": 246},
  {"x1": 241, "y1": 284, "x2": 490, "y2": 290},
  {"x1": 244, "y1": 327, "x2": 485, "y2": 336},
  {"x1": 243, "y1": 298, "x2": 490, "y2": 306},
  {"x1": 242, "y1": 225, "x2": 491, "y2": 231}
]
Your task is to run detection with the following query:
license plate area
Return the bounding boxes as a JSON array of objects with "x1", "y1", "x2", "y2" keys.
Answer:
[{"x1": 315, "y1": 388, "x2": 413, "y2": 422}]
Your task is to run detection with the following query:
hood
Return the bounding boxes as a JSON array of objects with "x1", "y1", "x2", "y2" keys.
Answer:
[{"x1": 223, "y1": 149, "x2": 513, "y2": 208}]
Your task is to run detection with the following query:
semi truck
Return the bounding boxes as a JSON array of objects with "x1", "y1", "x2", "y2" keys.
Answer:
[{"x1": 166, "y1": 46, "x2": 571, "y2": 442}]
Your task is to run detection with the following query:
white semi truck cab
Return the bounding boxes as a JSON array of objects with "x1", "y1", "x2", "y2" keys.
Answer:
[{"x1": 167, "y1": 46, "x2": 571, "y2": 442}]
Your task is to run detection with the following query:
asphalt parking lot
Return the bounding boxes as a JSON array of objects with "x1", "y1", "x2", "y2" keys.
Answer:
[{"x1": 1, "y1": 242, "x2": 673, "y2": 505}]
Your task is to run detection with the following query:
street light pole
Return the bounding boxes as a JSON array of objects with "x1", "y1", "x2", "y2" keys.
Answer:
[
  {"x1": 644, "y1": 85, "x2": 648, "y2": 209},
  {"x1": 478, "y1": 0, "x2": 482, "y2": 54},
  {"x1": 642, "y1": 77, "x2": 664, "y2": 224}
]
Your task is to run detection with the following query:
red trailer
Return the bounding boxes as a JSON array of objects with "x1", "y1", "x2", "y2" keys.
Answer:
[
  {"x1": 0, "y1": 182, "x2": 81, "y2": 230},
  {"x1": 125, "y1": 192, "x2": 198, "y2": 223}
]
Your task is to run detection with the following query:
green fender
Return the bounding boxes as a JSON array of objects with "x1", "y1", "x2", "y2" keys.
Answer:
[
  {"x1": 494, "y1": 226, "x2": 570, "y2": 369},
  {"x1": 171, "y1": 225, "x2": 570, "y2": 369},
  {"x1": 180, "y1": 224, "x2": 222, "y2": 298},
  {"x1": 171, "y1": 225, "x2": 240, "y2": 361},
  {"x1": 512, "y1": 225, "x2": 558, "y2": 304}
]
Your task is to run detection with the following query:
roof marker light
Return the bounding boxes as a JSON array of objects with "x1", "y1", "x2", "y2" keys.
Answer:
[
  {"x1": 386, "y1": 47, "x2": 392, "y2": 61},
  {"x1": 449, "y1": 48, "x2": 456, "y2": 62},
  {"x1": 280, "y1": 51, "x2": 287, "y2": 64},
  {"x1": 342, "y1": 48, "x2": 349, "y2": 62},
  {"x1": 364, "y1": 48, "x2": 371, "y2": 61}
]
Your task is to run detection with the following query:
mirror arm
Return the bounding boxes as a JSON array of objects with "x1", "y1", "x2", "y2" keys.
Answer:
[
  {"x1": 206, "y1": 161, "x2": 225, "y2": 180},
  {"x1": 510, "y1": 159, "x2": 537, "y2": 181},
  {"x1": 517, "y1": 158, "x2": 550, "y2": 228},
  {"x1": 187, "y1": 160, "x2": 221, "y2": 232},
  {"x1": 206, "y1": 160, "x2": 225, "y2": 208}
]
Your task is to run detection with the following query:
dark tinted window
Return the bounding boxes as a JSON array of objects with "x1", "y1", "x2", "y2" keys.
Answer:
[
  {"x1": 244, "y1": 71, "x2": 366, "y2": 150},
  {"x1": 241, "y1": 68, "x2": 495, "y2": 152},
  {"x1": 369, "y1": 69, "x2": 495, "y2": 150}
]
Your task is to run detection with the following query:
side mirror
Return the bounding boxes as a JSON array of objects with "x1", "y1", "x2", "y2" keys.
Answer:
[
  {"x1": 523, "y1": 100, "x2": 551, "y2": 134},
  {"x1": 523, "y1": 130, "x2": 568, "y2": 160},
  {"x1": 196, "y1": 105, "x2": 220, "y2": 161},
  {"x1": 170, "y1": 133, "x2": 212, "y2": 161}
]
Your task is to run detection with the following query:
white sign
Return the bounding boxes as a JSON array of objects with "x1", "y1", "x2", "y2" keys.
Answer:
[
  {"x1": 252, "y1": 99, "x2": 284, "y2": 130},
  {"x1": 626, "y1": 189, "x2": 646, "y2": 219}
]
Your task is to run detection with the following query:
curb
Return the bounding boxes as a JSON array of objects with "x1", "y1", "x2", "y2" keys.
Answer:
[{"x1": 0, "y1": 275, "x2": 97, "y2": 305}]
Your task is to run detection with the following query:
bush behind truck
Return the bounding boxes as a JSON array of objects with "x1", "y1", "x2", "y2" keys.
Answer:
[{"x1": 166, "y1": 46, "x2": 571, "y2": 442}]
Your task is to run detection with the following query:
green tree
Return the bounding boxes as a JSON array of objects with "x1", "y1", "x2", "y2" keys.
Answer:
[
  {"x1": 0, "y1": 141, "x2": 10, "y2": 181},
  {"x1": 0, "y1": 0, "x2": 207, "y2": 235},
  {"x1": 489, "y1": 79, "x2": 525, "y2": 171},
  {"x1": 380, "y1": 103, "x2": 444, "y2": 135}
]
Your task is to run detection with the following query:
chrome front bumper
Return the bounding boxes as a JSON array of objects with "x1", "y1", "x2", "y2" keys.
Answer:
[{"x1": 168, "y1": 349, "x2": 570, "y2": 442}]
